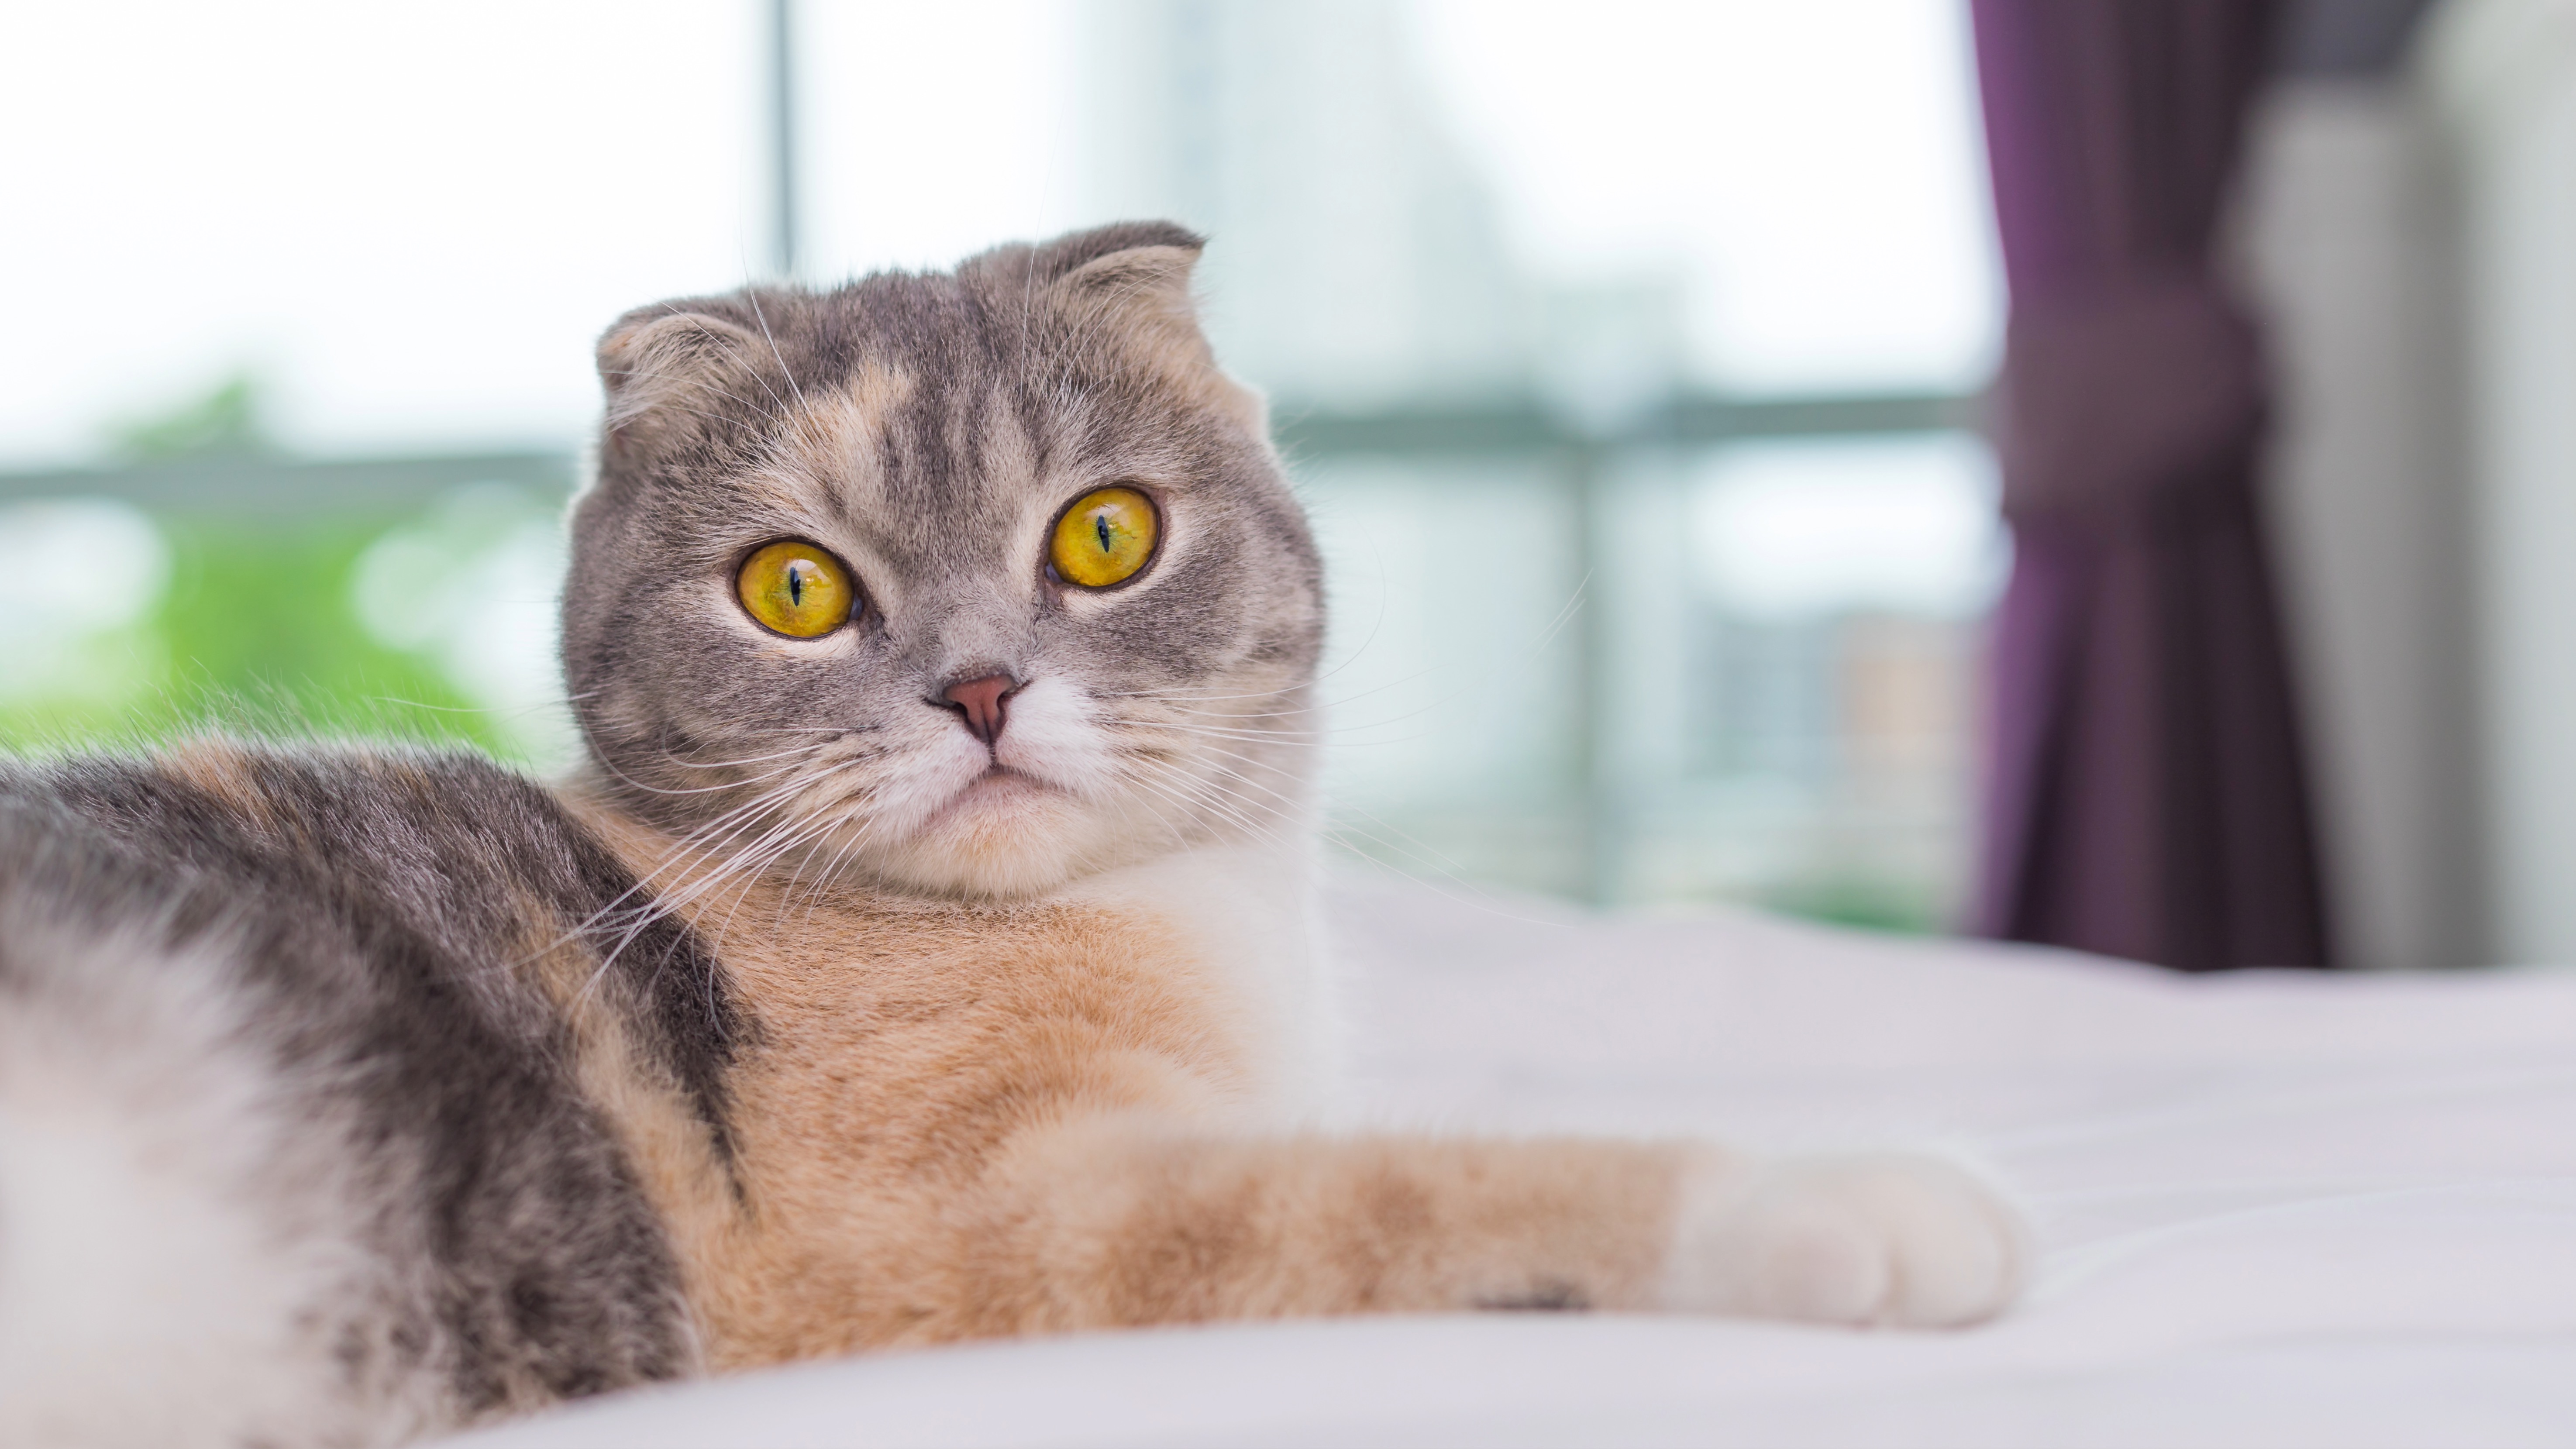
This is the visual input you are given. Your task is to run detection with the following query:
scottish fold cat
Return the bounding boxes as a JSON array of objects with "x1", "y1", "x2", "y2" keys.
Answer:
[{"x1": 0, "y1": 223, "x2": 2023, "y2": 1447}]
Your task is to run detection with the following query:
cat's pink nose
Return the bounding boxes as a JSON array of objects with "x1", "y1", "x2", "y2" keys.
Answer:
[{"x1": 939, "y1": 674, "x2": 1019, "y2": 746}]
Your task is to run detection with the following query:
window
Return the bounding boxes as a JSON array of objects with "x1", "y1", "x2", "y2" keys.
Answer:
[{"x1": 0, "y1": 0, "x2": 2002, "y2": 928}]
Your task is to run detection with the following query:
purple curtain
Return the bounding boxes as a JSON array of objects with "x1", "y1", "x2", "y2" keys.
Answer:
[{"x1": 1968, "y1": 0, "x2": 2333, "y2": 971}]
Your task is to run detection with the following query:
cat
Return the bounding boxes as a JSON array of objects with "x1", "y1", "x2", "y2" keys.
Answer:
[{"x1": 0, "y1": 222, "x2": 2025, "y2": 1449}]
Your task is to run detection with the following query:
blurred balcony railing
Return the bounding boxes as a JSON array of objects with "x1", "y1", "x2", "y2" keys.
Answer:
[
  {"x1": 1274, "y1": 391, "x2": 1976, "y2": 458},
  {"x1": 0, "y1": 386, "x2": 1987, "y2": 923},
  {"x1": 0, "y1": 451, "x2": 575, "y2": 518}
]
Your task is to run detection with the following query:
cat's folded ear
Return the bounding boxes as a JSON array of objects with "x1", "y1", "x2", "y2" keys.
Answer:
[
  {"x1": 1024, "y1": 219, "x2": 1205, "y2": 279},
  {"x1": 594, "y1": 306, "x2": 771, "y2": 456},
  {"x1": 1016, "y1": 221, "x2": 1270, "y2": 439}
]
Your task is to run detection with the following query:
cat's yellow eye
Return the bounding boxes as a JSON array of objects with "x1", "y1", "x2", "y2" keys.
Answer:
[
  {"x1": 736, "y1": 539, "x2": 856, "y2": 637},
  {"x1": 1050, "y1": 486, "x2": 1159, "y2": 589}
]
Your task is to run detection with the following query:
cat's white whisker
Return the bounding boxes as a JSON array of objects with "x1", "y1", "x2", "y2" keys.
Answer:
[{"x1": 554, "y1": 758, "x2": 873, "y2": 974}]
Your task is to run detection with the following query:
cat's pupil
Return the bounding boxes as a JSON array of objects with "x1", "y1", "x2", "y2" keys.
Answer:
[
  {"x1": 788, "y1": 565, "x2": 805, "y2": 605},
  {"x1": 1095, "y1": 516, "x2": 1112, "y2": 553}
]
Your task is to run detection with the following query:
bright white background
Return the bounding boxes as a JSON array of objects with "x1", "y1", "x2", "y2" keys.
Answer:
[
  {"x1": 0, "y1": 1, "x2": 766, "y2": 462},
  {"x1": 0, "y1": 0, "x2": 1996, "y2": 465}
]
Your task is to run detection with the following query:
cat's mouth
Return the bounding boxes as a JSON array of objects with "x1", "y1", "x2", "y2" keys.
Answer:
[{"x1": 922, "y1": 766, "x2": 1063, "y2": 826}]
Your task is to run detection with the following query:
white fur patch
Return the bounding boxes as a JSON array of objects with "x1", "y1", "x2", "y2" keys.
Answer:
[
  {"x1": 1064, "y1": 836, "x2": 1344, "y2": 1122},
  {"x1": 0, "y1": 924, "x2": 425, "y2": 1448},
  {"x1": 1659, "y1": 1151, "x2": 2028, "y2": 1329}
]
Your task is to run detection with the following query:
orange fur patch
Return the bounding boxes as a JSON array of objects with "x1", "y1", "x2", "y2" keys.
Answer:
[
  {"x1": 561, "y1": 789, "x2": 1693, "y2": 1369},
  {"x1": 156, "y1": 739, "x2": 278, "y2": 830}
]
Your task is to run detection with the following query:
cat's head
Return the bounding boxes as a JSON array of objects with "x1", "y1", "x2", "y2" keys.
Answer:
[{"x1": 562, "y1": 222, "x2": 1323, "y2": 900}]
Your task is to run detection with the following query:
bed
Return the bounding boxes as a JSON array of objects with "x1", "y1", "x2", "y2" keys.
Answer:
[{"x1": 445, "y1": 875, "x2": 2576, "y2": 1448}]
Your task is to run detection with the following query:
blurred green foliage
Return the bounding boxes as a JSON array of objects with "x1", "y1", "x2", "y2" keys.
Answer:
[
  {"x1": 2, "y1": 375, "x2": 532, "y2": 761},
  {"x1": 0, "y1": 516, "x2": 519, "y2": 761},
  {"x1": 107, "y1": 371, "x2": 274, "y2": 463},
  {"x1": 1760, "y1": 872, "x2": 1941, "y2": 934}
]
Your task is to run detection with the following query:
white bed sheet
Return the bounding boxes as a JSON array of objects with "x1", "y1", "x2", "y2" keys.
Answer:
[{"x1": 448, "y1": 877, "x2": 2576, "y2": 1448}]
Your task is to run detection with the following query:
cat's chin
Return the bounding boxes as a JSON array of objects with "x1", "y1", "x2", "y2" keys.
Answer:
[
  {"x1": 864, "y1": 770, "x2": 1119, "y2": 900},
  {"x1": 926, "y1": 767, "x2": 1055, "y2": 822}
]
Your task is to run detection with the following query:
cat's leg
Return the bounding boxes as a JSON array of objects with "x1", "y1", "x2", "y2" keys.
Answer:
[{"x1": 960, "y1": 1119, "x2": 2025, "y2": 1335}]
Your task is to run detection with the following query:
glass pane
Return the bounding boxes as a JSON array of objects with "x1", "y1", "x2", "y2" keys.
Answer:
[
  {"x1": 2, "y1": 1, "x2": 2008, "y2": 933},
  {"x1": 1298, "y1": 456, "x2": 1588, "y2": 898},
  {"x1": 0, "y1": 0, "x2": 764, "y2": 463},
  {"x1": 1411, "y1": 0, "x2": 2001, "y2": 394},
  {"x1": 1647, "y1": 435, "x2": 2003, "y2": 926}
]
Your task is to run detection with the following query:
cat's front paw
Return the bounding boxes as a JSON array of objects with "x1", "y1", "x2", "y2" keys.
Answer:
[{"x1": 1660, "y1": 1153, "x2": 2027, "y2": 1329}]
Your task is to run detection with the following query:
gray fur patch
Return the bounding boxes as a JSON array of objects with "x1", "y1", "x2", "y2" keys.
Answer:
[{"x1": 0, "y1": 747, "x2": 723, "y2": 1432}]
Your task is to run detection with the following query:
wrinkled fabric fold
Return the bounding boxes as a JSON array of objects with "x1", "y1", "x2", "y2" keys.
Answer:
[{"x1": 1994, "y1": 275, "x2": 2266, "y2": 520}]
